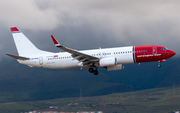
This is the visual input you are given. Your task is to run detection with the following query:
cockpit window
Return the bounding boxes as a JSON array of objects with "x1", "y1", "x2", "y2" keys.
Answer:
[{"x1": 161, "y1": 48, "x2": 167, "y2": 50}]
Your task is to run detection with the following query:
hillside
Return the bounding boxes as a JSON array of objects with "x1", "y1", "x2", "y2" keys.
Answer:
[
  {"x1": 0, "y1": 59, "x2": 133, "y2": 102},
  {"x1": 0, "y1": 85, "x2": 180, "y2": 113},
  {"x1": 0, "y1": 57, "x2": 179, "y2": 103}
]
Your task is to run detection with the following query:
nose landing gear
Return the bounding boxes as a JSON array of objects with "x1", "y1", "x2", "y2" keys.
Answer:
[
  {"x1": 158, "y1": 62, "x2": 161, "y2": 68},
  {"x1": 157, "y1": 59, "x2": 166, "y2": 68}
]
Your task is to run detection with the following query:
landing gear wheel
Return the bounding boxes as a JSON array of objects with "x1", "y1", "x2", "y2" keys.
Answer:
[
  {"x1": 93, "y1": 70, "x2": 99, "y2": 75},
  {"x1": 89, "y1": 68, "x2": 94, "y2": 73},
  {"x1": 158, "y1": 63, "x2": 161, "y2": 68}
]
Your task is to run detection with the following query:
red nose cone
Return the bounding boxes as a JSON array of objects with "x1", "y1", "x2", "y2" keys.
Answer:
[{"x1": 170, "y1": 50, "x2": 176, "y2": 57}]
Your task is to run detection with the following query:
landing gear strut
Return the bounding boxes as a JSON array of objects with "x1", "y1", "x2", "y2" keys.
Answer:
[
  {"x1": 88, "y1": 67, "x2": 99, "y2": 75},
  {"x1": 157, "y1": 59, "x2": 166, "y2": 68},
  {"x1": 158, "y1": 62, "x2": 161, "y2": 68}
]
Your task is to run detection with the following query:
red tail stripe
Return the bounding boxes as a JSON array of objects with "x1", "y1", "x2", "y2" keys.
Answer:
[{"x1": 10, "y1": 27, "x2": 19, "y2": 32}]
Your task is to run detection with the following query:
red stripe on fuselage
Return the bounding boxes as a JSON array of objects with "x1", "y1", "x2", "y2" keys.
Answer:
[{"x1": 134, "y1": 45, "x2": 171, "y2": 63}]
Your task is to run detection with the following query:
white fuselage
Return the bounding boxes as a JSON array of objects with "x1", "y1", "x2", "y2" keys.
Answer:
[{"x1": 18, "y1": 46, "x2": 134, "y2": 69}]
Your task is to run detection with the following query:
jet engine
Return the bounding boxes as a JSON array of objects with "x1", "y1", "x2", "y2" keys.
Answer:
[{"x1": 99, "y1": 57, "x2": 117, "y2": 67}]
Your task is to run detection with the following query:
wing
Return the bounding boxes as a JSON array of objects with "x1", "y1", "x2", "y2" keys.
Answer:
[{"x1": 51, "y1": 35, "x2": 99, "y2": 65}]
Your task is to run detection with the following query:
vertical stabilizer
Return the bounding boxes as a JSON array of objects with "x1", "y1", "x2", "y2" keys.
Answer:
[{"x1": 10, "y1": 27, "x2": 51, "y2": 57}]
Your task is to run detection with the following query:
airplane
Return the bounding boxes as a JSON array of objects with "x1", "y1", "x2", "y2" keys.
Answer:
[{"x1": 6, "y1": 27, "x2": 176, "y2": 75}]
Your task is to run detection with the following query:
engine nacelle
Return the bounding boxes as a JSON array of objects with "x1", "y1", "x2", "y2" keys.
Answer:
[
  {"x1": 107, "y1": 64, "x2": 124, "y2": 71},
  {"x1": 99, "y1": 57, "x2": 117, "y2": 67}
]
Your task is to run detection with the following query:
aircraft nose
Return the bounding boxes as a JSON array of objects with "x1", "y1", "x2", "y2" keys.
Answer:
[{"x1": 169, "y1": 50, "x2": 176, "y2": 57}]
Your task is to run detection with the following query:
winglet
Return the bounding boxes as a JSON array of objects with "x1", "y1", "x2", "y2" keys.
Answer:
[
  {"x1": 51, "y1": 35, "x2": 62, "y2": 47},
  {"x1": 10, "y1": 27, "x2": 21, "y2": 33}
]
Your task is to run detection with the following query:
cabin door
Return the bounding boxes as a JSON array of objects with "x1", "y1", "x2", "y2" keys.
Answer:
[
  {"x1": 39, "y1": 57, "x2": 43, "y2": 65},
  {"x1": 152, "y1": 46, "x2": 157, "y2": 55}
]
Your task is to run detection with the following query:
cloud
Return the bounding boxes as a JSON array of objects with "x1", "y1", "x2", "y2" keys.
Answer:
[
  {"x1": 0, "y1": 0, "x2": 60, "y2": 31},
  {"x1": 0, "y1": 0, "x2": 180, "y2": 57}
]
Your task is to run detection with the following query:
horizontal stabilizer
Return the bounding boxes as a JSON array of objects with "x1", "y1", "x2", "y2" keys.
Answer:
[{"x1": 6, "y1": 54, "x2": 29, "y2": 60}]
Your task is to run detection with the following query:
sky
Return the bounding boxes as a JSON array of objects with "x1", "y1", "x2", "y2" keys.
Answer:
[{"x1": 1, "y1": 0, "x2": 180, "y2": 61}]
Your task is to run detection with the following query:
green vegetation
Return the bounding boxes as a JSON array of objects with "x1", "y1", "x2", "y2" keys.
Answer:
[
  {"x1": 0, "y1": 59, "x2": 133, "y2": 103},
  {"x1": 1, "y1": 58, "x2": 180, "y2": 112},
  {"x1": 1, "y1": 85, "x2": 180, "y2": 113},
  {"x1": 1, "y1": 58, "x2": 180, "y2": 103}
]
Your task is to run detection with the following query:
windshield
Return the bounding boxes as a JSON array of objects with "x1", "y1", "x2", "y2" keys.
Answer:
[{"x1": 161, "y1": 48, "x2": 167, "y2": 50}]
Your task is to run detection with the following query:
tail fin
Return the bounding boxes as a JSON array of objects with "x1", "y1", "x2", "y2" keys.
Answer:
[{"x1": 10, "y1": 27, "x2": 51, "y2": 57}]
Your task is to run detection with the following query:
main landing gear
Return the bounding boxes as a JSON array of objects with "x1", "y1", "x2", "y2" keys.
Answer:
[{"x1": 89, "y1": 67, "x2": 99, "y2": 75}]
